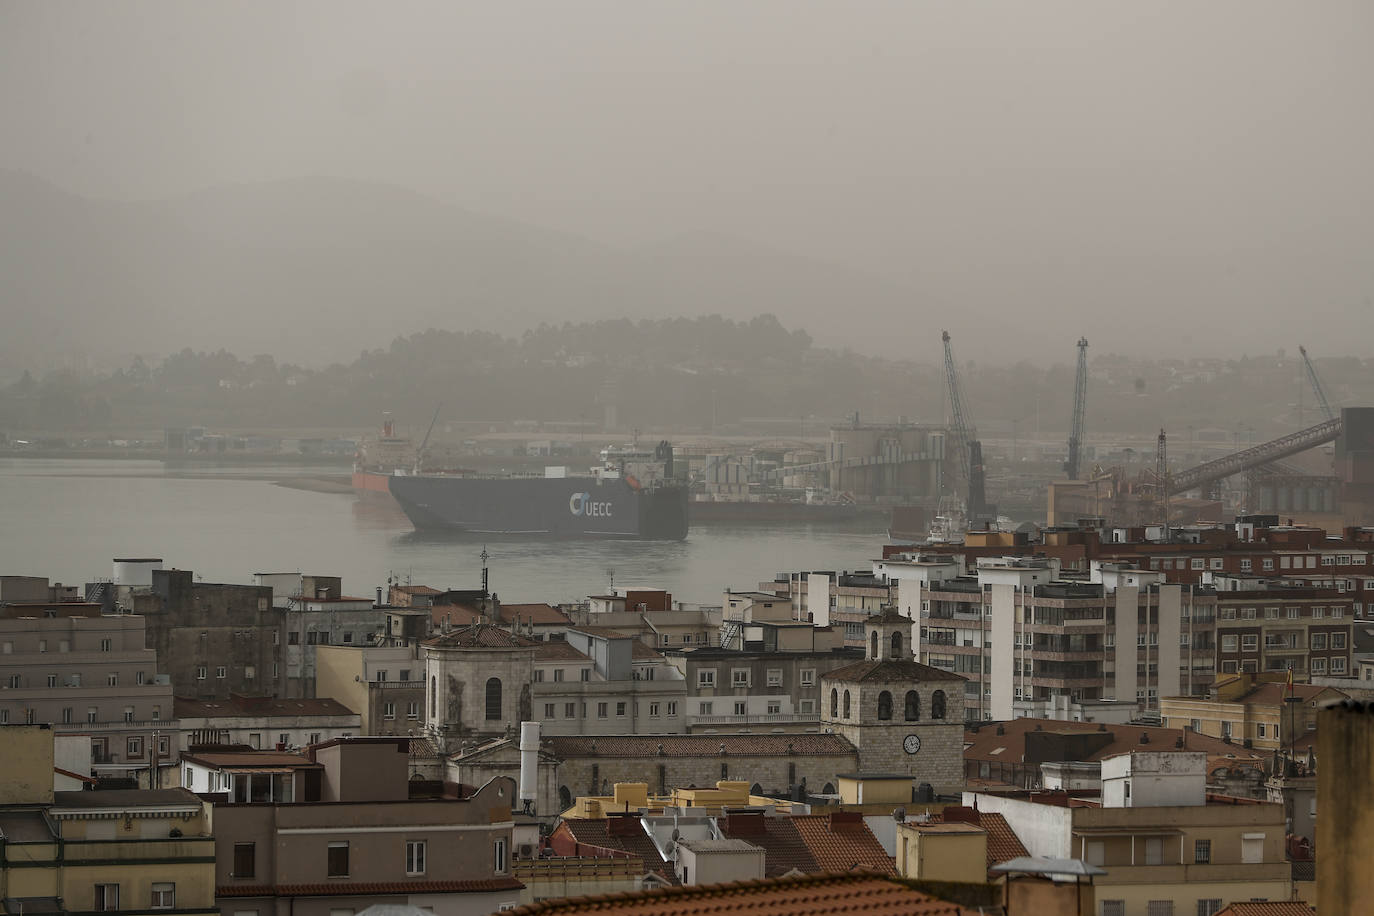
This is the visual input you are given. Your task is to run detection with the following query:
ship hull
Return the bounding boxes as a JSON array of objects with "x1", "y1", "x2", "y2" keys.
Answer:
[{"x1": 388, "y1": 475, "x2": 689, "y2": 540}]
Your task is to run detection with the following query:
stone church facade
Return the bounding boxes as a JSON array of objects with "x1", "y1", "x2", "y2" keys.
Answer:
[{"x1": 821, "y1": 610, "x2": 965, "y2": 794}]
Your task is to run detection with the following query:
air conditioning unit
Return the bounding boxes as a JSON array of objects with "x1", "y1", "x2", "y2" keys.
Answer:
[{"x1": 518, "y1": 843, "x2": 535, "y2": 859}]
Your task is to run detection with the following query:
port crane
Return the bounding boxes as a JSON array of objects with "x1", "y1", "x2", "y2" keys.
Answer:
[
  {"x1": 941, "y1": 331, "x2": 978, "y2": 501},
  {"x1": 1299, "y1": 345, "x2": 1336, "y2": 422},
  {"x1": 1064, "y1": 337, "x2": 1089, "y2": 480}
]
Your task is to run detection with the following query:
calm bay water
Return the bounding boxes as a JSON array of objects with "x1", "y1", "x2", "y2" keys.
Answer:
[{"x1": 0, "y1": 459, "x2": 890, "y2": 605}]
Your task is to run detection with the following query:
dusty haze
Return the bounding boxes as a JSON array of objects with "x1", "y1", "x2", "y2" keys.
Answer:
[{"x1": 3, "y1": 1, "x2": 1372, "y2": 366}]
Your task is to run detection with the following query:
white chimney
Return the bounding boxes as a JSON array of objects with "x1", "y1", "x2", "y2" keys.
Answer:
[{"x1": 519, "y1": 720, "x2": 541, "y2": 813}]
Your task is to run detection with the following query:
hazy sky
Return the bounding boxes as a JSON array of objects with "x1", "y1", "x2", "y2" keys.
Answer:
[{"x1": 3, "y1": 1, "x2": 1372, "y2": 359}]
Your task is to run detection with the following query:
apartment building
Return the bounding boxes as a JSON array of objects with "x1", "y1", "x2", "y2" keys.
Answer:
[
  {"x1": 1160, "y1": 676, "x2": 1347, "y2": 751},
  {"x1": 1208, "y1": 575, "x2": 1354, "y2": 678},
  {"x1": 665, "y1": 622, "x2": 861, "y2": 732},
  {"x1": 0, "y1": 604, "x2": 174, "y2": 773},
  {"x1": 174, "y1": 694, "x2": 360, "y2": 751},
  {"x1": 890, "y1": 555, "x2": 1217, "y2": 722},
  {"x1": 279, "y1": 581, "x2": 391, "y2": 698},
  {"x1": 755, "y1": 570, "x2": 895, "y2": 648},
  {"x1": 0, "y1": 724, "x2": 217, "y2": 916},
  {"x1": 531, "y1": 627, "x2": 687, "y2": 736},
  {"x1": 316, "y1": 642, "x2": 425, "y2": 735},
  {"x1": 972, "y1": 751, "x2": 1291, "y2": 916},
  {"x1": 203, "y1": 738, "x2": 522, "y2": 916}
]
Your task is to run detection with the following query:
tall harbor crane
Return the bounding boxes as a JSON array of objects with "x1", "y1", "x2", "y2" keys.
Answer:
[
  {"x1": 941, "y1": 330, "x2": 977, "y2": 496},
  {"x1": 1299, "y1": 345, "x2": 1335, "y2": 421},
  {"x1": 1064, "y1": 337, "x2": 1089, "y2": 480}
]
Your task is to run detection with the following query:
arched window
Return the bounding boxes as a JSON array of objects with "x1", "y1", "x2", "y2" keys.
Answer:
[
  {"x1": 842, "y1": 690, "x2": 851, "y2": 719},
  {"x1": 559, "y1": 785, "x2": 572, "y2": 810},
  {"x1": 891, "y1": 630, "x2": 903, "y2": 658},
  {"x1": 485, "y1": 677, "x2": 502, "y2": 720},
  {"x1": 905, "y1": 690, "x2": 920, "y2": 721},
  {"x1": 750, "y1": 782, "x2": 763, "y2": 796},
  {"x1": 870, "y1": 631, "x2": 879, "y2": 659},
  {"x1": 877, "y1": 690, "x2": 893, "y2": 720},
  {"x1": 931, "y1": 689, "x2": 947, "y2": 720},
  {"x1": 830, "y1": 688, "x2": 838, "y2": 717},
  {"x1": 430, "y1": 675, "x2": 437, "y2": 718},
  {"x1": 822, "y1": 782, "x2": 836, "y2": 795}
]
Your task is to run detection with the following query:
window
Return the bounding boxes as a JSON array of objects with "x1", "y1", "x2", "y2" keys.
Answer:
[
  {"x1": 1191, "y1": 558, "x2": 1205, "y2": 570},
  {"x1": 1333, "y1": 657, "x2": 1348, "y2": 674},
  {"x1": 1241, "y1": 635, "x2": 1259, "y2": 652},
  {"x1": 62, "y1": 707, "x2": 72, "y2": 724},
  {"x1": 107, "y1": 673, "x2": 119, "y2": 686},
  {"x1": 1145, "y1": 903, "x2": 1173, "y2": 916},
  {"x1": 1312, "y1": 633, "x2": 1328, "y2": 650},
  {"x1": 1288, "y1": 606, "x2": 1300, "y2": 619},
  {"x1": 288, "y1": 631, "x2": 300, "y2": 645},
  {"x1": 406, "y1": 840, "x2": 426, "y2": 875},
  {"x1": 1263, "y1": 558, "x2": 1274, "y2": 571},
  {"x1": 1197, "y1": 901, "x2": 1222, "y2": 916},
  {"x1": 842, "y1": 690, "x2": 851, "y2": 718},
  {"x1": 328, "y1": 842, "x2": 350, "y2": 877},
  {"x1": 1102, "y1": 901, "x2": 1125, "y2": 916},
  {"x1": 700, "y1": 701, "x2": 713, "y2": 715},
  {"x1": 544, "y1": 703, "x2": 556, "y2": 718},
  {"x1": 666, "y1": 702, "x2": 677, "y2": 717},
  {"x1": 216, "y1": 666, "x2": 227, "y2": 679},
  {"x1": 127, "y1": 737, "x2": 143, "y2": 757},
  {"x1": 494, "y1": 838, "x2": 508, "y2": 874},
  {"x1": 800, "y1": 669, "x2": 815, "y2": 687},
  {"x1": 580, "y1": 668, "x2": 590, "y2": 681},
  {"x1": 1333, "y1": 632, "x2": 1348, "y2": 649},
  {"x1": 565, "y1": 702, "x2": 576, "y2": 718},
  {"x1": 616, "y1": 702, "x2": 626, "y2": 717},
  {"x1": 100, "y1": 638, "x2": 112, "y2": 652},
  {"x1": 733, "y1": 701, "x2": 746, "y2": 715},
  {"x1": 1240, "y1": 559, "x2": 1253, "y2": 573},
  {"x1": 698, "y1": 669, "x2": 716, "y2": 688},
  {"x1": 407, "y1": 701, "x2": 419, "y2": 719},
  {"x1": 1085, "y1": 841, "x2": 1105, "y2": 866},
  {"x1": 47, "y1": 673, "x2": 57, "y2": 687},
  {"x1": 1221, "y1": 635, "x2": 1238, "y2": 653},
  {"x1": 230, "y1": 840, "x2": 258, "y2": 877},
  {"x1": 87, "y1": 707, "x2": 97, "y2": 723},
  {"x1": 766, "y1": 669, "x2": 783, "y2": 687},
  {"x1": 1265, "y1": 606, "x2": 1279, "y2": 619},
  {"x1": 95, "y1": 884, "x2": 120, "y2": 911},
  {"x1": 830, "y1": 688, "x2": 839, "y2": 717},
  {"x1": 931, "y1": 689, "x2": 947, "y2": 719},
  {"x1": 1333, "y1": 605, "x2": 1345, "y2": 618},
  {"x1": 307, "y1": 631, "x2": 318, "y2": 645},
  {"x1": 877, "y1": 690, "x2": 893, "y2": 720},
  {"x1": 553, "y1": 668, "x2": 564, "y2": 682},
  {"x1": 1194, "y1": 839, "x2": 1211, "y2": 864},
  {"x1": 71, "y1": 672, "x2": 80, "y2": 686},
  {"x1": 766, "y1": 700, "x2": 781, "y2": 714},
  {"x1": 533, "y1": 669, "x2": 544, "y2": 682},
  {"x1": 485, "y1": 678, "x2": 502, "y2": 720},
  {"x1": 197, "y1": 666, "x2": 207, "y2": 680},
  {"x1": 1312, "y1": 658, "x2": 1327, "y2": 675},
  {"x1": 383, "y1": 702, "x2": 396, "y2": 720},
  {"x1": 1313, "y1": 606, "x2": 1326, "y2": 619},
  {"x1": 1241, "y1": 833, "x2": 1265, "y2": 864},
  {"x1": 1257, "y1": 724, "x2": 1267, "y2": 738},
  {"x1": 799, "y1": 699, "x2": 815, "y2": 715},
  {"x1": 597, "y1": 702, "x2": 609, "y2": 718},
  {"x1": 731, "y1": 669, "x2": 751, "y2": 687},
  {"x1": 1241, "y1": 606, "x2": 1256, "y2": 619},
  {"x1": 342, "y1": 631, "x2": 353, "y2": 644},
  {"x1": 649, "y1": 702, "x2": 660, "y2": 717}
]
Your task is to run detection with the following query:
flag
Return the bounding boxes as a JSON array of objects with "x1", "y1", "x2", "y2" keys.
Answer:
[{"x1": 1286, "y1": 664, "x2": 1294, "y2": 695}]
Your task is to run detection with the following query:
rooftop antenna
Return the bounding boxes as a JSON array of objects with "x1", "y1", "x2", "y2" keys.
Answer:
[
  {"x1": 480, "y1": 546, "x2": 490, "y2": 598},
  {"x1": 607, "y1": 567, "x2": 615, "y2": 595}
]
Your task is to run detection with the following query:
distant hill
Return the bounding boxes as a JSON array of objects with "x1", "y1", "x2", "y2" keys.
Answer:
[{"x1": 0, "y1": 171, "x2": 929, "y2": 370}]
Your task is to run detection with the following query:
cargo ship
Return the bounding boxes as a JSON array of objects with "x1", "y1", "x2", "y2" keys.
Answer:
[{"x1": 386, "y1": 441, "x2": 689, "y2": 540}]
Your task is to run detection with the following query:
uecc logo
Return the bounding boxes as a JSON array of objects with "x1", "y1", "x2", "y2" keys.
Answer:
[{"x1": 569, "y1": 492, "x2": 613, "y2": 518}]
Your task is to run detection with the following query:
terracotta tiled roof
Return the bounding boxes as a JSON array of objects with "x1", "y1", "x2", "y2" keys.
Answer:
[
  {"x1": 217, "y1": 879, "x2": 524, "y2": 898},
  {"x1": 175, "y1": 695, "x2": 357, "y2": 718},
  {"x1": 569, "y1": 625, "x2": 637, "y2": 639},
  {"x1": 393, "y1": 585, "x2": 441, "y2": 595},
  {"x1": 717, "y1": 813, "x2": 815, "y2": 876},
  {"x1": 923, "y1": 809, "x2": 1029, "y2": 871},
  {"x1": 1214, "y1": 903, "x2": 1316, "y2": 916},
  {"x1": 631, "y1": 642, "x2": 664, "y2": 660},
  {"x1": 498, "y1": 872, "x2": 979, "y2": 916},
  {"x1": 1239, "y1": 682, "x2": 1345, "y2": 706},
  {"x1": 501, "y1": 603, "x2": 573, "y2": 626},
  {"x1": 555, "y1": 819, "x2": 674, "y2": 884},
  {"x1": 181, "y1": 750, "x2": 320, "y2": 769},
  {"x1": 425, "y1": 624, "x2": 538, "y2": 649},
  {"x1": 963, "y1": 718, "x2": 1252, "y2": 763},
  {"x1": 823, "y1": 659, "x2": 966, "y2": 684},
  {"x1": 534, "y1": 641, "x2": 591, "y2": 661},
  {"x1": 789, "y1": 813, "x2": 898, "y2": 876},
  {"x1": 430, "y1": 604, "x2": 484, "y2": 627},
  {"x1": 545, "y1": 734, "x2": 855, "y2": 759}
]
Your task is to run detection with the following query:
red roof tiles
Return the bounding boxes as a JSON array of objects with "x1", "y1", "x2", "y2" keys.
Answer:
[
  {"x1": 501, "y1": 603, "x2": 573, "y2": 626},
  {"x1": 425, "y1": 624, "x2": 538, "y2": 649},
  {"x1": 1214, "y1": 903, "x2": 1316, "y2": 916},
  {"x1": 545, "y1": 735, "x2": 854, "y2": 758},
  {"x1": 823, "y1": 659, "x2": 966, "y2": 684},
  {"x1": 498, "y1": 872, "x2": 978, "y2": 916},
  {"x1": 788, "y1": 813, "x2": 897, "y2": 876},
  {"x1": 922, "y1": 808, "x2": 1029, "y2": 870}
]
